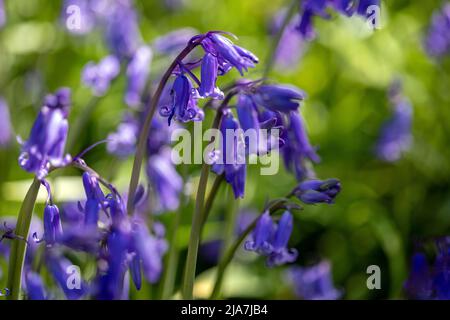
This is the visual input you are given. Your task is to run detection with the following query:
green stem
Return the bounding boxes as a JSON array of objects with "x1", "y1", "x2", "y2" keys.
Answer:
[
  {"x1": 126, "y1": 42, "x2": 201, "y2": 217},
  {"x1": 7, "y1": 177, "x2": 41, "y2": 300},
  {"x1": 211, "y1": 187, "x2": 240, "y2": 298},
  {"x1": 181, "y1": 97, "x2": 232, "y2": 299},
  {"x1": 200, "y1": 174, "x2": 224, "y2": 231},
  {"x1": 262, "y1": 0, "x2": 299, "y2": 79},
  {"x1": 182, "y1": 162, "x2": 211, "y2": 299},
  {"x1": 222, "y1": 188, "x2": 239, "y2": 255}
]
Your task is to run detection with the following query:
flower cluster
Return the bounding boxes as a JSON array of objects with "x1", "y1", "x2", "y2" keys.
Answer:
[
  {"x1": 21, "y1": 170, "x2": 168, "y2": 299},
  {"x1": 425, "y1": 3, "x2": 450, "y2": 59},
  {"x1": 404, "y1": 238, "x2": 450, "y2": 300},
  {"x1": 160, "y1": 32, "x2": 258, "y2": 125}
]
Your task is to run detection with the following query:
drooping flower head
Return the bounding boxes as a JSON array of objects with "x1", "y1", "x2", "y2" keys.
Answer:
[
  {"x1": 43, "y1": 204, "x2": 63, "y2": 245},
  {"x1": 281, "y1": 111, "x2": 320, "y2": 180},
  {"x1": 160, "y1": 74, "x2": 204, "y2": 125},
  {"x1": 19, "y1": 88, "x2": 72, "y2": 179},
  {"x1": 82, "y1": 171, "x2": 106, "y2": 227},
  {"x1": 201, "y1": 32, "x2": 259, "y2": 76},
  {"x1": 288, "y1": 261, "x2": 342, "y2": 300},
  {"x1": 82, "y1": 55, "x2": 120, "y2": 96},
  {"x1": 245, "y1": 211, "x2": 298, "y2": 267},
  {"x1": 0, "y1": 97, "x2": 12, "y2": 147},
  {"x1": 159, "y1": 31, "x2": 258, "y2": 125},
  {"x1": 293, "y1": 178, "x2": 341, "y2": 204},
  {"x1": 131, "y1": 219, "x2": 168, "y2": 285},
  {"x1": 425, "y1": 3, "x2": 450, "y2": 59},
  {"x1": 253, "y1": 84, "x2": 305, "y2": 113},
  {"x1": 212, "y1": 110, "x2": 247, "y2": 199}
]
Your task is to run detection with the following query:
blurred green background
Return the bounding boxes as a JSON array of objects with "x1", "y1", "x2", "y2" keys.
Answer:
[{"x1": 0, "y1": 0, "x2": 449, "y2": 299}]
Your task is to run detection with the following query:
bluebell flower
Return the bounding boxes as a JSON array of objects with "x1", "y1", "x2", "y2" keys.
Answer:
[
  {"x1": 425, "y1": 4, "x2": 450, "y2": 59},
  {"x1": 160, "y1": 74, "x2": 204, "y2": 125},
  {"x1": 296, "y1": 0, "x2": 329, "y2": 39},
  {"x1": 82, "y1": 172, "x2": 106, "y2": 226},
  {"x1": 404, "y1": 238, "x2": 450, "y2": 300},
  {"x1": 107, "y1": 113, "x2": 139, "y2": 158},
  {"x1": 46, "y1": 252, "x2": 88, "y2": 300},
  {"x1": 288, "y1": 261, "x2": 342, "y2": 300},
  {"x1": 267, "y1": 211, "x2": 298, "y2": 266},
  {"x1": 236, "y1": 94, "x2": 259, "y2": 132},
  {"x1": 82, "y1": 55, "x2": 120, "y2": 96},
  {"x1": 18, "y1": 88, "x2": 72, "y2": 179},
  {"x1": 245, "y1": 211, "x2": 298, "y2": 267},
  {"x1": 104, "y1": 1, "x2": 141, "y2": 59},
  {"x1": 132, "y1": 220, "x2": 168, "y2": 284},
  {"x1": 55, "y1": 202, "x2": 102, "y2": 253},
  {"x1": 95, "y1": 220, "x2": 131, "y2": 300},
  {"x1": 212, "y1": 110, "x2": 247, "y2": 198},
  {"x1": 43, "y1": 204, "x2": 63, "y2": 245},
  {"x1": 293, "y1": 178, "x2": 341, "y2": 204},
  {"x1": 281, "y1": 111, "x2": 320, "y2": 180},
  {"x1": 244, "y1": 211, "x2": 274, "y2": 255},
  {"x1": 0, "y1": 97, "x2": 12, "y2": 147},
  {"x1": 376, "y1": 90, "x2": 413, "y2": 162},
  {"x1": 152, "y1": 28, "x2": 198, "y2": 55},
  {"x1": 433, "y1": 240, "x2": 450, "y2": 299},
  {"x1": 25, "y1": 271, "x2": 47, "y2": 300},
  {"x1": 253, "y1": 85, "x2": 305, "y2": 113},
  {"x1": 202, "y1": 32, "x2": 259, "y2": 76},
  {"x1": 236, "y1": 94, "x2": 261, "y2": 155},
  {"x1": 198, "y1": 53, "x2": 224, "y2": 99},
  {"x1": 146, "y1": 148, "x2": 183, "y2": 213},
  {"x1": 0, "y1": 0, "x2": 6, "y2": 28},
  {"x1": 404, "y1": 253, "x2": 433, "y2": 300},
  {"x1": 125, "y1": 46, "x2": 152, "y2": 108}
]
